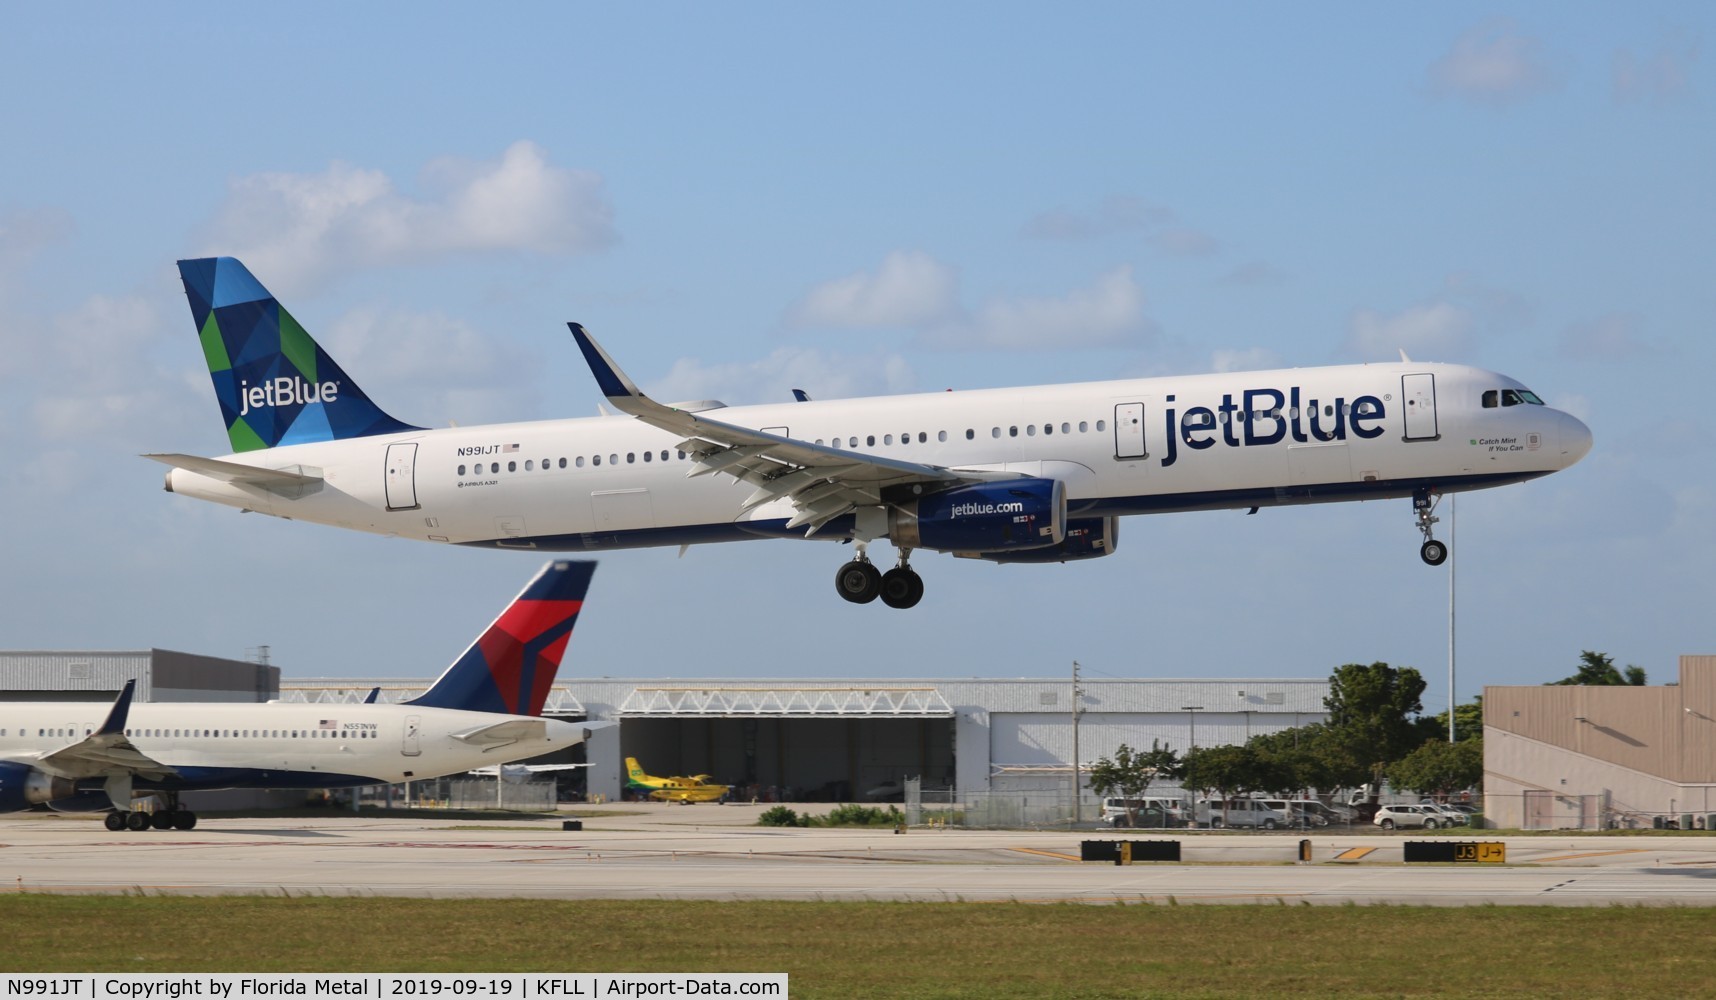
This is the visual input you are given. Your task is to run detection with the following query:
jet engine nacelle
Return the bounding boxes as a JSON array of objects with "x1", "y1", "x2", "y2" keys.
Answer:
[
  {"x1": 0, "y1": 761, "x2": 78, "y2": 813},
  {"x1": 891, "y1": 478, "x2": 1065, "y2": 554},
  {"x1": 965, "y1": 516, "x2": 1119, "y2": 564}
]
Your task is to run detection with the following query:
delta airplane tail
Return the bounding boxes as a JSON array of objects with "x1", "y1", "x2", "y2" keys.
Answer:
[
  {"x1": 407, "y1": 560, "x2": 597, "y2": 716},
  {"x1": 176, "y1": 257, "x2": 420, "y2": 453}
]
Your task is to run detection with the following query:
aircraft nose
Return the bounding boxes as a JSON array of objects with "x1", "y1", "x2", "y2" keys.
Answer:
[{"x1": 1557, "y1": 410, "x2": 1593, "y2": 467}]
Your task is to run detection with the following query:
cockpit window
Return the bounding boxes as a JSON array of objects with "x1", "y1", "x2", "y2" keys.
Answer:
[{"x1": 1488, "y1": 387, "x2": 1545, "y2": 407}]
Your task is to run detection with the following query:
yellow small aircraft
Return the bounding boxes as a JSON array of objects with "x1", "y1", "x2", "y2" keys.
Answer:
[{"x1": 624, "y1": 757, "x2": 729, "y2": 803}]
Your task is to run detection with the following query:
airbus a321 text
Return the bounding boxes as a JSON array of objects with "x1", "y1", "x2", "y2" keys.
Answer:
[
  {"x1": 150, "y1": 258, "x2": 1592, "y2": 609},
  {"x1": 0, "y1": 560, "x2": 598, "y2": 831}
]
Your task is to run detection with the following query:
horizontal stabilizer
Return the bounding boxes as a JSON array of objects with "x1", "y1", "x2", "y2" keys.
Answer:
[
  {"x1": 451, "y1": 718, "x2": 547, "y2": 750},
  {"x1": 145, "y1": 453, "x2": 323, "y2": 498}
]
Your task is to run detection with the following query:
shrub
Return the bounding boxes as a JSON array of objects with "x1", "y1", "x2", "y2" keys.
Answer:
[{"x1": 757, "y1": 805, "x2": 804, "y2": 827}]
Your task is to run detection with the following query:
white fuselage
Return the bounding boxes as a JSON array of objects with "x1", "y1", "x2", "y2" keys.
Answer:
[
  {"x1": 163, "y1": 361, "x2": 1591, "y2": 551},
  {"x1": 1, "y1": 701, "x2": 585, "y2": 791}
]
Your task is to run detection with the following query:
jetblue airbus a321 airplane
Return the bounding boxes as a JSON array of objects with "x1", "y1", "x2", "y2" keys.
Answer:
[
  {"x1": 150, "y1": 258, "x2": 1591, "y2": 610},
  {"x1": 0, "y1": 560, "x2": 598, "y2": 831}
]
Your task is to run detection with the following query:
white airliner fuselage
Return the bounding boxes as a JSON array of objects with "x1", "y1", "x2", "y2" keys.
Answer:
[
  {"x1": 0, "y1": 701, "x2": 581, "y2": 793},
  {"x1": 156, "y1": 258, "x2": 1593, "y2": 609},
  {"x1": 162, "y1": 362, "x2": 1589, "y2": 554}
]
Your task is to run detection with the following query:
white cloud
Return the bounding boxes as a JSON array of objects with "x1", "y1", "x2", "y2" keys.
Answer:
[
  {"x1": 1345, "y1": 302, "x2": 1472, "y2": 360},
  {"x1": 926, "y1": 265, "x2": 1153, "y2": 352},
  {"x1": 322, "y1": 306, "x2": 544, "y2": 425},
  {"x1": 785, "y1": 250, "x2": 958, "y2": 329},
  {"x1": 1558, "y1": 314, "x2": 1662, "y2": 362},
  {"x1": 196, "y1": 141, "x2": 616, "y2": 292},
  {"x1": 1429, "y1": 19, "x2": 1559, "y2": 105},
  {"x1": 1022, "y1": 196, "x2": 1174, "y2": 241},
  {"x1": 1614, "y1": 41, "x2": 1700, "y2": 104},
  {"x1": 1210, "y1": 347, "x2": 1283, "y2": 374},
  {"x1": 1220, "y1": 261, "x2": 1287, "y2": 287},
  {"x1": 648, "y1": 346, "x2": 917, "y2": 405},
  {"x1": 1022, "y1": 196, "x2": 1219, "y2": 256}
]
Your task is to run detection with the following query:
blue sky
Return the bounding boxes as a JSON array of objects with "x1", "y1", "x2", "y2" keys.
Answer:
[{"x1": 1, "y1": 4, "x2": 1711, "y2": 715}]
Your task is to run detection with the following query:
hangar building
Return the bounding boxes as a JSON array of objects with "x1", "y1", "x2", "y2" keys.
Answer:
[
  {"x1": 1485, "y1": 654, "x2": 1716, "y2": 830},
  {"x1": 278, "y1": 674, "x2": 1332, "y2": 805},
  {"x1": 0, "y1": 649, "x2": 277, "y2": 703}
]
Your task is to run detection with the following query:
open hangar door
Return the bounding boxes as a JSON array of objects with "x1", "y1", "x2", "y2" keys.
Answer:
[{"x1": 616, "y1": 687, "x2": 956, "y2": 802}]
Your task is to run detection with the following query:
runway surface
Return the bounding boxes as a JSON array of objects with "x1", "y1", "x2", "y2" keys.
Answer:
[{"x1": 7, "y1": 807, "x2": 1716, "y2": 906}]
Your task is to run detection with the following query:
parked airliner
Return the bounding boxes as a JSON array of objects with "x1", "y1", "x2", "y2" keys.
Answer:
[
  {"x1": 0, "y1": 560, "x2": 597, "y2": 831},
  {"x1": 151, "y1": 257, "x2": 1591, "y2": 609}
]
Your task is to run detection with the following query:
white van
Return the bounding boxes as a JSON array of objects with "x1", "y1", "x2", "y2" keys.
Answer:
[
  {"x1": 1101, "y1": 796, "x2": 1188, "y2": 828},
  {"x1": 1195, "y1": 798, "x2": 1290, "y2": 829}
]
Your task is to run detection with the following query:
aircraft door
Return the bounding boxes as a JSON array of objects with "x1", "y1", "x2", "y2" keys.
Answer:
[
  {"x1": 385, "y1": 442, "x2": 420, "y2": 510},
  {"x1": 402, "y1": 715, "x2": 422, "y2": 757},
  {"x1": 1401, "y1": 374, "x2": 1439, "y2": 441},
  {"x1": 1114, "y1": 403, "x2": 1146, "y2": 460}
]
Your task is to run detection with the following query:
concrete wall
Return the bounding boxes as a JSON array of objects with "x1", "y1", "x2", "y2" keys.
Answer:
[{"x1": 1484, "y1": 655, "x2": 1716, "y2": 827}]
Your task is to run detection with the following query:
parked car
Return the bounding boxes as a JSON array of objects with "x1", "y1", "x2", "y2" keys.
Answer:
[
  {"x1": 1101, "y1": 796, "x2": 1188, "y2": 828},
  {"x1": 1197, "y1": 798, "x2": 1290, "y2": 830},
  {"x1": 1259, "y1": 798, "x2": 1336, "y2": 828},
  {"x1": 1419, "y1": 801, "x2": 1469, "y2": 825},
  {"x1": 1374, "y1": 804, "x2": 1445, "y2": 830}
]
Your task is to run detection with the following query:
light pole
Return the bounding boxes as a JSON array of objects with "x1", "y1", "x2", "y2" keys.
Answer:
[
  {"x1": 1071, "y1": 661, "x2": 1083, "y2": 828},
  {"x1": 1448, "y1": 493, "x2": 1457, "y2": 743},
  {"x1": 1182, "y1": 706, "x2": 1204, "y2": 752}
]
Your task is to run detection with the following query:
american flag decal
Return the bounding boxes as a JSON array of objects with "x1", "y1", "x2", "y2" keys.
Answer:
[
  {"x1": 319, "y1": 719, "x2": 338, "y2": 729},
  {"x1": 502, "y1": 443, "x2": 520, "y2": 453}
]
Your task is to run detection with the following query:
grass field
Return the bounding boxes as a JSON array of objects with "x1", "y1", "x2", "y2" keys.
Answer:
[{"x1": 3, "y1": 896, "x2": 1714, "y2": 998}]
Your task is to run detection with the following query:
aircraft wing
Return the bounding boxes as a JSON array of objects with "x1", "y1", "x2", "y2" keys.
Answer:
[
  {"x1": 144, "y1": 453, "x2": 323, "y2": 498},
  {"x1": 29, "y1": 681, "x2": 176, "y2": 782},
  {"x1": 570, "y1": 324, "x2": 1007, "y2": 533}
]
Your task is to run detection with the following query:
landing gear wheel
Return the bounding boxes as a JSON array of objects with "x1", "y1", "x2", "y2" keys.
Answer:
[
  {"x1": 125, "y1": 810, "x2": 151, "y2": 831},
  {"x1": 173, "y1": 811, "x2": 197, "y2": 830},
  {"x1": 104, "y1": 811, "x2": 127, "y2": 832},
  {"x1": 1412, "y1": 488, "x2": 1449, "y2": 566},
  {"x1": 835, "y1": 560, "x2": 882, "y2": 604},
  {"x1": 879, "y1": 567, "x2": 924, "y2": 609},
  {"x1": 150, "y1": 811, "x2": 173, "y2": 830}
]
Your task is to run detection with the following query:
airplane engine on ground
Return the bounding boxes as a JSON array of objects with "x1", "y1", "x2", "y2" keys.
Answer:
[
  {"x1": 0, "y1": 761, "x2": 77, "y2": 813},
  {"x1": 891, "y1": 478, "x2": 1066, "y2": 554},
  {"x1": 965, "y1": 516, "x2": 1118, "y2": 563}
]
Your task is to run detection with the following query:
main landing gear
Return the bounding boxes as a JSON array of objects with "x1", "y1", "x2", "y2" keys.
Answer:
[
  {"x1": 1414, "y1": 487, "x2": 1448, "y2": 566},
  {"x1": 834, "y1": 544, "x2": 924, "y2": 609},
  {"x1": 103, "y1": 793, "x2": 197, "y2": 832}
]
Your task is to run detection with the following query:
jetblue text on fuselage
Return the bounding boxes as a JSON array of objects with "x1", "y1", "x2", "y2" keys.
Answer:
[
  {"x1": 236, "y1": 377, "x2": 340, "y2": 417},
  {"x1": 1159, "y1": 387, "x2": 1386, "y2": 468}
]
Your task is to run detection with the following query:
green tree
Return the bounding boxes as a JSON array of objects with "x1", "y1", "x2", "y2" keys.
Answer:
[
  {"x1": 1247, "y1": 724, "x2": 1358, "y2": 793},
  {"x1": 1549, "y1": 651, "x2": 1647, "y2": 687},
  {"x1": 1387, "y1": 737, "x2": 1483, "y2": 798},
  {"x1": 1086, "y1": 741, "x2": 1181, "y2": 827},
  {"x1": 1428, "y1": 698, "x2": 1485, "y2": 742},
  {"x1": 1182, "y1": 744, "x2": 1271, "y2": 825},
  {"x1": 1324, "y1": 662, "x2": 1428, "y2": 783}
]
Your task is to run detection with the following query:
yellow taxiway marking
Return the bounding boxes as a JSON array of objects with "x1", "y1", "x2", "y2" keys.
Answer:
[
  {"x1": 1533, "y1": 849, "x2": 1652, "y2": 863},
  {"x1": 1334, "y1": 847, "x2": 1376, "y2": 860},
  {"x1": 1011, "y1": 848, "x2": 1081, "y2": 862}
]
